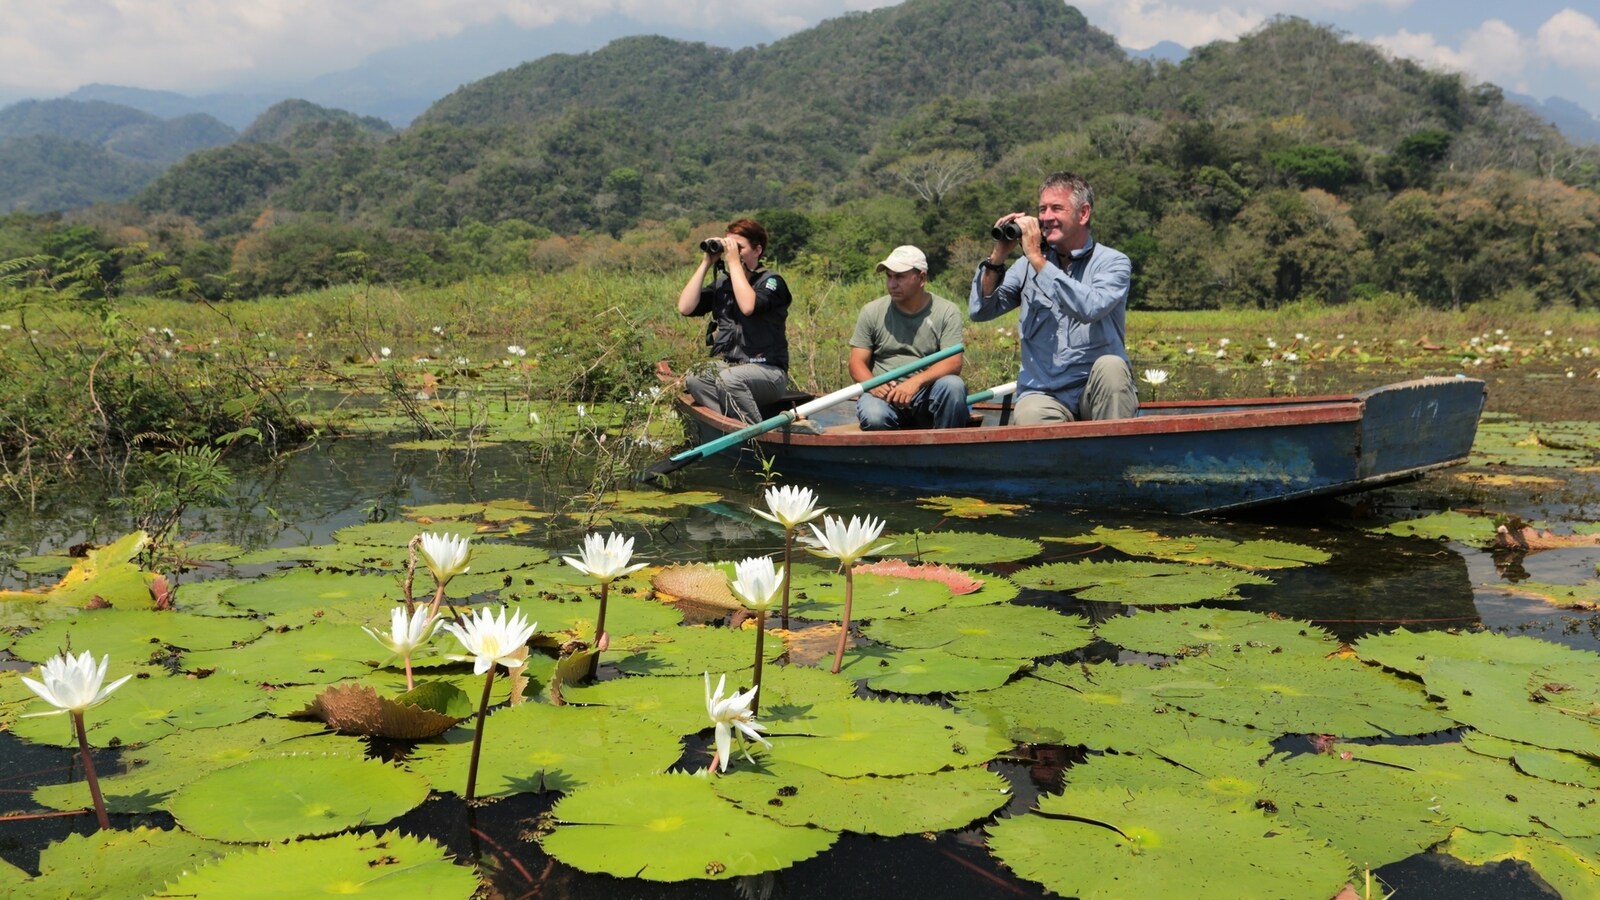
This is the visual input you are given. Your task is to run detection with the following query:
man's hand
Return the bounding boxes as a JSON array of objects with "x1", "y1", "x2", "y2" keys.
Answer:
[
  {"x1": 883, "y1": 378, "x2": 921, "y2": 408},
  {"x1": 1014, "y1": 215, "x2": 1047, "y2": 269}
]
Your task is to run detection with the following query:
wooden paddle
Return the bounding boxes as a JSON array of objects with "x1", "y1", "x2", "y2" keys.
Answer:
[{"x1": 643, "y1": 342, "x2": 964, "y2": 478}]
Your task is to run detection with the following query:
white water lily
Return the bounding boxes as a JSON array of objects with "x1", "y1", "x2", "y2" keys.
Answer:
[
  {"x1": 364, "y1": 605, "x2": 439, "y2": 658},
  {"x1": 751, "y1": 485, "x2": 827, "y2": 529},
  {"x1": 21, "y1": 651, "x2": 132, "y2": 716},
  {"x1": 729, "y1": 556, "x2": 784, "y2": 612},
  {"x1": 1141, "y1": 369, "x2": 1169, "y2": 387},
  {"x1": 804, "y1": 515, "x2": 894, "y2": 568},
  {"x1": 704, "y1": 673, "x2": 770, "y2": 772},
  {"x1": 443, "y1": 605, "x2": 537, "y2": 675},
  {"x1": 418, "y1": 532, "x2": 472, "y2": 586},
  {"x1": 562, "y1": 532, "x2": 647, "y2": 584}
]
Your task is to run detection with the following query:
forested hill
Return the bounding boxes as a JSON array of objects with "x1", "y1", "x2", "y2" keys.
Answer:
[{"x1": 7, "y1": 0, "x2": 1598, "y2": 310}]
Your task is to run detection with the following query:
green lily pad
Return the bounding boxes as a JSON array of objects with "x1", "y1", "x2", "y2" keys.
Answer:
[
  {"x1": 986, "y1": 786, "x2": 1353, "y2": 900},
  {"x1": 405, "y1": 700, "x2": 683, "y2": 796},
  {"x1": 889, "y1": 531, "x2": 1041, "y2": 564},
  {"x1": 1355, "y1": 628, "x2": 1584, "y2": 678},
  {"x1": 13, "y1": 827, "x2": 229, "y2": 900},
  {"x1": 1367, "y1": 510, "x2": 1502, "y2": 545},
  {"x1": 182, "y1": 621, "x2": 381, "y2": 686},
  {"x1": 508, "y1": 591, "x2": 682, "y2": 640},
  {"x1": 331, "y1": 520, "x2": 478, "y2": 547},
  {"x1": 1462, "y1": 732, "x2": 1600, "y2": 789},
  {"x1": 9, "y1": 554, "x2": 75, "y2": 575},
  {"x1": 1422, "y1": 658, "x2": 1600, "y2": 758},
  {"x1": 915, "y1": 496, "x2": 1027, "y2": 518},
  {"x1": 954, "y1": 661, "x2": 1257, "y2": 750},
  {"x1": 1064, "y1": 738, "x2": 1273, "y2": 804},
  {"x1": 611, "y1": 625, "x2": 778, "y2": 677},
  {"x1": 1096, "y1": 608, "x2": 1338, "y2": 659},
  {"x1": 863, "y1": 604, "x2": 1092, "y2": 659},
  {"x1": 941, "y1": 571, "x2": 1022, "y2": 608},
  {"x1": 12, "y1": 669, "x2": 268, "y2": 747},
  {"x1": 1442, "y1": 829, "x2": 1600, "y2": 899},
  {"x1": 160, "y1": 829, "x2": 481, "y2": 897},
  {"x1": 1358, "y1": 742, "x2": 1600, "y2": 839},
  {"x1": 405, "y1": 499, "x2": 548, "y2": 521},
  {"x1": 1049, "y1": 525, "x2": 1331, "y2": 569},
  {"x1": 1259, "y1": 751, "x2": 1454, "y2": 869},
  {"x1": 213, "y1": 570, "x2": 399, "y2": 622},
  {"x1": 836, "y1": 644, "x2": 1028, "y2": 694},
  {"x1": 562, "y1": 665, "x2": 855, "y2": 735},
  {"x1": 542, "y1": 773, "x2": 835, "y2": 881},
  {"x1": 169, "y1": 754, "x2": 430, "y2": 842},
  {"x1": 714, "y1": 757, "x2": 1009, "y2": 835},
  {"x1": 0, "y1": 532, "x2": 154, "y2": 609},
  {"x1": 10, "y1": 609, "x2": 266, "y2": 664},
  {"x1": 1149, "y1": 653, "x2": 1452, "y2": 738},
  {"x1": 32, "y1": 716, "x2": 357, "y2": 814},
  {"x1": 763, "y1": 698, "x2": 1010, "y2": 777},
  {"x1": 787, "y1": 568, "x2": 955, "y2": 620},
  {"x1": 1012, "y1": 560, "x2": 1272, "y2": 605},
  {"x1": 228, "y1": 543, "x2": 409, "y2": 569}
]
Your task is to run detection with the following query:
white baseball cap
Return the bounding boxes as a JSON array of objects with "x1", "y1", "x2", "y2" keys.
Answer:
[{"x1": 876, "y1": 245, "x2": 927, "y2": 273}]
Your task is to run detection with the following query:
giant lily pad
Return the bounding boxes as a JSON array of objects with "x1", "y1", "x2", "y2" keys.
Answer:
[
  {"x1": 863, "y1": 604, "x2": 1092, "y2": 659},
  {"x1": 1064, "y1": 737, "x2": 1272, "y2": 804},
  {"x1": 159, "y1": 829, "x2": 480, "y2": 897},
  {"x1": 1367, "y1": 510, "x2": 1502, "y2": 545},
  {"x1": 213, "y1": 570, "x2": 398, "y2": 622},
  {"x1": 1096, "y1": 608, "x2": 1338, "y2": 659},
  {"x1": 915, "y1": 495, "x2": 1027, "y2": 518},
  {"x1": 1421, "y1": 658, "x2": 1600, "y2": 758},
  {"x1": 610, "y1": 625, "x2": 778, "y2": 676},
  {"x1": 1463, "y1": 733, "x2": 1600, "y2": 789},
  {"x1": 542, "y1": 773, "x2": 835, "y2": 881},
  {"x1": 561, "y1": 665, "x2": 855, "y2": 735},
  {"x1": 32, "y1": 717, "x2": 356, "y2": 814},
  {"x1": 13, "y1": 827, "x2": 229, "y2": 900},
  {"x1": 787, "y1": 568, "x2": 955, "y2": 620},
  {"x1": 1442, "y1": 829, "x2": 1600, "y2": 899},
  {"x1": 1049, "y1": 526, "x2": 1331, "y2": 569},
  {"x1": 10, "y1": 609, "x2": 265, "y2": 664},
  {"x1": 986, "y1": 786, "x2": 1353, "y2": 900},
  {"x1": 0, "y1": 532, "x2": 154, "y2": 609},
  {"x1": 763, "y1": 698, "x2": 1010, "y2": 777},
  {"x1": 169, "y1": 755, "x2": 430, "y2": 842},
  {"x1": 11, "y1": 669, "x2": 268, "y2": 747},
  {"x1": 182, "y1": 621, "x2": 380, "y2": 686},
  {"x1": 889, "y1": 531, "x2": 1041, "y2": 564},
  {"x1": 1259, "y1": 751, "x2": 1455, "y2": 868},
  {"x1": 837, "y1": 644, "x2": 1029, "y2": 694},
  {"x1": 1011, "y1": 560, "x2": 1272, "y2": 605},
  {"x1": 405, "y1": 700, "x2": 683, "y2": 796},
  {"x1": 713, "y1": 757, "x2": 1009, "y2": 835}
]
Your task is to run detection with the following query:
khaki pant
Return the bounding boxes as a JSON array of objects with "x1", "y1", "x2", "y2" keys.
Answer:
[{"x1": 1013, "y1": 356, "x2": 1138, "y2": 424}]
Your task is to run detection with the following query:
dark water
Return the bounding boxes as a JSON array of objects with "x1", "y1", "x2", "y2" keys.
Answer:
[{"x1": 3, "y1": 435, "x2": 1594, "y2": 899}]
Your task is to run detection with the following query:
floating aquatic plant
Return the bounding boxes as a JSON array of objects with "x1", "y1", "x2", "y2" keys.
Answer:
[
  {"x1": 562, "y1": 531, "x2": 647, "y2": 674},
  {"x1": 751, "y1": 485, "x2": 826, "y2": 625},
  {"x1": 803, "y1": 515, "x2": 893, "y2": 674},
  {"x1": 704, "y1": 672, "x2": 770, "y2": 773},
  {"x1": 20, "y1": 650, "x2": 133, "y2": 829}
]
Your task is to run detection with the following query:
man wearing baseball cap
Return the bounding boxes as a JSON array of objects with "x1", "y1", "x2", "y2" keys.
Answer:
[{"x1": 848, "y1": 245, "x2": 968, "y2": 430}]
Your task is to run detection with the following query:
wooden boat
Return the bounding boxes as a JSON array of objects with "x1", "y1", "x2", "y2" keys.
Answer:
[{"x1": 662, "y1": 374, "x2": 1487, "y2": 514}]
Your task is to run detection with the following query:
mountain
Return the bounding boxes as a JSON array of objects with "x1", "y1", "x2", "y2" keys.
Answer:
[
  {"x1": 1506, "y1": 92, "x2": 1600, "y2": 146},
  {"x1": 67, "y1": 84, "x2": 280, "y2": 131},
  {"x1": 239, "y1": 100, "x2": 394, "y2": 145},
  {"x1": 1125, "y1": 41, "x2": 1188, "y2": 63},
  {"x1": 0, "y1": 134, "x2": 161, "y2": 212}
]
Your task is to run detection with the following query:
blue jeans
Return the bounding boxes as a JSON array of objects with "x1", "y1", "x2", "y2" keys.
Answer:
[{"x1": 856, "y1": 374, "x2": 969, "y2": 430}]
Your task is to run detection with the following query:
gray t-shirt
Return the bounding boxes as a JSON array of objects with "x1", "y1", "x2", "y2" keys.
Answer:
[{"x1": 850, "y1": 292, "x2": 964, "y2": 375}]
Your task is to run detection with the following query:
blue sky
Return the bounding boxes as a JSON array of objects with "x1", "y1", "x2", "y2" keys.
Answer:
[{"x1": 1, "y1": 1, "x2": 1596, "y2": 117}]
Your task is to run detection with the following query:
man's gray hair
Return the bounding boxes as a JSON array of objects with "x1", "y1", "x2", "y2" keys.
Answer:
[{"x1": 1040, "y1": 171, "x2": 1095, "y2": 214}]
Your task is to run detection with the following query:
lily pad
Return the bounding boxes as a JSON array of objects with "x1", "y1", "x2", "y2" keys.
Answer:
[
  {"x1": 1442, "y1": 829, "x2": 1600, "y2": 899},
  {"x1": 610, "y1": 625, "x2": 778, "y2": 677},
  {"x1": 14, "y1": 827, "x2": 229, "y2": 900},
  {"x1": 12, "y1": 668, "x2": 268, "y2": 747},
  {"x1": 159, "y1": 829, "x2": 480, "y2": 898},
  {"x1": 10, "y1": 609, "x2": 266, "y2": 664},
  {"x1": 863, "y1": 604, "x2": 1092, "y2": 659},
  {"x1": 182, "y1": 621, "x2": 381, "y2": 686},
  {"x1": 787, "y1": 568, "x2": 955, "y2": 620},
  {"x1": 1462, "y1": 732, "x2": 1600, "y2": 789},
  {"x1": 331, "y1": 520, "x2": 478, "y2": 546},
  {"x1": 916, "y1": 495, "x2": 1027, "y2": 518},
  {"x1": 713, "y1": 758, "x2": 1009, "y2": 835},
  {"x1": 1367, "y1": 510, "x2": 1502, "y2": 545},
  {"x1": 405, "y1": 700, "x2": 683, "y2": 796},
  {"x1": 541, "y1": 773, "x2": 835, "y2": 881},
  {"x1": 763, "y1": 698, "x2": 1010, "y2": 777},
  {"x1": 213, "y1": 570, "x2": 399, "y2": 622},
  {"x1": 1259, "y1": 750, "x2": 1454, "y2": 869},
  {"x1": 1048, "y1": 525, "x2": 1331, "y2": 569},
  {"x1": 561, "y1": 665, "x2": 855, "y2": 735},
  {"x1": 986, "y1": 786, "x2": 1353, "y2": 900},
  {"x1": 0, "y1": 532, "x2": 154, "y2": 609},
  {"x1": 31, "y1": 716, "x2": 357, "y2": 814},
  {"x1": 1096, "y1": 608, "x2": 1338, "y2": 659},
  {"x1": 889, "y1": 531, "x2": 1041, "y2": 564},
  {"x1": 1012, "y1": 560, "x2": 1272, "y2": 605},
  {"x1": 169, "y1": 754, "x2": 430, "y2": 842},
  {"x1": 1064, "y1": 737, "x2": 1273, "y2": 805},
  {"x1": 836, "y1": 644, "x2": 1029, "y2": 694}
]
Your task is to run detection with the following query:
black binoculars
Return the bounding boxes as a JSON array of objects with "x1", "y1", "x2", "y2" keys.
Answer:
[
  {"x1": 991, "y1": 222, "x2": 1022, "y2": 242},
  {"x1": 700, "y1": 238, "x2": 725, "y2": 254}
]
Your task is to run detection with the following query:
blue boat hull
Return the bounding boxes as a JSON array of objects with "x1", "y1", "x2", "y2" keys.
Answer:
[{"x1": 670, "y1": 377, "x2": 1486, "y2": 514}]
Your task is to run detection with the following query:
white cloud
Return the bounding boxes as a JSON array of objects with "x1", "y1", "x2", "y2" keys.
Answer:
[
  {"x1": 1072, "y1": 1, "x2": 1262, "y2": 50},
  {"x1": 1370, "y1": 20, "x2": 1533, "y2": 89},
  {"x1": 1537, "y1": 9, "x2": 1600, "y2": 73}
]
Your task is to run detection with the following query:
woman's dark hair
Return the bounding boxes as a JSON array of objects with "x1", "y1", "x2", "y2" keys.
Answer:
[{"x1": 727, "y1": 218, "x2": 768, "y2": 257}]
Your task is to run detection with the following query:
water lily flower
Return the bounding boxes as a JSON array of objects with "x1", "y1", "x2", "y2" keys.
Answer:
[
  {"x1": 443, "y1": 605, "x2": 537, "y2": 676},
  {"x1": 1141, "y1": 369, "x2": 1168, "y2": 387},
  {"x1": 443, "y1": 605, "x2": 536, "y2": 801},
  {"x1": 419, "y1": 532, "x2": 472, "y2": 587},
  {"x1": 704, "y1": 673, "x2": 770, "y2": 773},
  {"x1": 22, "y1": 650, "x2": 131, "y2": 830},
  {"x1": 22, "y1": 651, "x2": 132, "y2": 717},
  {"x1": 563, "y1": 532, "x2": 648, "y2": 675},
  {"x1": 806, "y1": 515, "x2": 894, "y2": 673},
  {"x1": 752, "y1": 485, "x2": 826, "y2": 626},
  {"x1": 730, "y1": 556, "x2": 783, "y2": 612},
  {"x1": 380, "y1": 346, "x2": 391, "y2": 358},
  {"x1": 365, "y1": 605, "x2": 440, "y2": 691}
]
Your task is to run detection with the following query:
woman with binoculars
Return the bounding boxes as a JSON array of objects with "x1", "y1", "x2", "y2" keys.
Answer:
[{"x1": 675, "y1": 218, "x2": 792, "y2": 423}]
